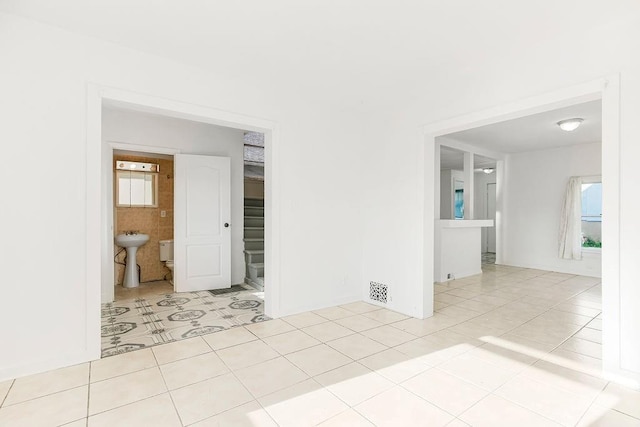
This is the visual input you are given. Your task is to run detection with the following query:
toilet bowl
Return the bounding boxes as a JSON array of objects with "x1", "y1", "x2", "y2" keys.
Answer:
[{"x1": 159, "y1": 240, "x2": 174, "y2": 285}]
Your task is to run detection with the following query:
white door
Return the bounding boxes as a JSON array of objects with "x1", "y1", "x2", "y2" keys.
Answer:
[
  {"x1": 174, "y1": 154, "x2": 231, "y2": 292},
  {"x1": 487, "y1": 183, "x2": 497, "y2": 253}
]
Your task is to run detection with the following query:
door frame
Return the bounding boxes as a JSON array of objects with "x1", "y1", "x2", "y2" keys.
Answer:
[
  {"x1": 107, "y1": 142, "x2": 181, "y2": 299},
  {"x1": 86, "y1": 84, "x2": 282, "y2": 361},
  {"x1": 422, "y1": 75, "x2": 627, "y2": 383}
]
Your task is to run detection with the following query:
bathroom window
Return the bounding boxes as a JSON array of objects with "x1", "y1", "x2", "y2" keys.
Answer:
[{"x1": 116, "y1": 171, "x2": 158, "y2": 207}]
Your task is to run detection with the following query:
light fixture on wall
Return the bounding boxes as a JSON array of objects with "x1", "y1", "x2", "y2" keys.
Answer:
[
  {"x1": 557, "y1": 118, "x2": 584, "y2": 132},
  {"x1": 482, "y1": 168, "x2": 494, "y2": 174}
]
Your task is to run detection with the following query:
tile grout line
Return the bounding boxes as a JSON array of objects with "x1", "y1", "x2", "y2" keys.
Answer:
[
  {"x1": 85, "y1": 361, "x2": 92, "y2": 426},
  {"x1": 572, "y1": 379, "x2": 612, "y2": 427},
  {"x1": 149, "y1": 344, "x2": 185, "y2": 426},
  {"x1": 197, "y1": 333, "x2": 281, "y2": 427},
  {"x1": 0, "y1": 380, "x2": 15, "y2": 408}
]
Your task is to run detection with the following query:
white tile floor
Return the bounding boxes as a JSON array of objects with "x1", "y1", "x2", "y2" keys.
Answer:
[{"x1": 2, "y1": 265, "x2": 640, "y2": 426}]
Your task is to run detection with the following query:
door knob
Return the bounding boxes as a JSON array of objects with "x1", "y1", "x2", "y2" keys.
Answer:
[{"x1": 224, "y1": 223, "x2": 229, "y2": 228}]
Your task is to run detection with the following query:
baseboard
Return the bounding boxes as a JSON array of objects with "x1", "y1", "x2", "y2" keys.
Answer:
[
  {"x1": 436, "y1": 269, "x2": 483, "y2": 283},
  {"x1": 279, "y1": 294, "x2": 362, "y2": 318},
  {"x1": 500, "y1": 259, "x2": 601, "y2": 278},
  {"x1": 0, "y1": 349, "x2": 96, "y2": 383}
]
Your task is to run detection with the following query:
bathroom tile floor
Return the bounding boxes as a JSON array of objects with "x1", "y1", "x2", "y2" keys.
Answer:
[
  {"x1": 3, "y1": 265, "x2": 640, "y2": 426},
  {"x1": 101, "y1": 281, "x2": 267, "y2": 357}
]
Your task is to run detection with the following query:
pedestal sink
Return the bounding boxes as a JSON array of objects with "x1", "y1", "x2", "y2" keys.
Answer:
[{"x1": 115, "y1": 233, "x2": 150, "y2": 288}]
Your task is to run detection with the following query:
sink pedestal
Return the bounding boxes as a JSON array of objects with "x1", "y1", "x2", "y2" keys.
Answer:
[
  {"x1": 115, "y1": 233, "x2": 149, "y2": 288},
  {"x1": 123, "y1": 246, "x2": 140, "y2": 288}
]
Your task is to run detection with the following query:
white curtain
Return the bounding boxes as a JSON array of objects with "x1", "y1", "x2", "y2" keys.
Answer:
[{"x1": 558, "y1": 177, "x2": 583, "y2": 260}]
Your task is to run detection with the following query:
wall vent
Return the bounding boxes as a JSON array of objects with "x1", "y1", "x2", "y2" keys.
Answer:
[{"x1": 369, "y1": 281, "x2": 388, "y2": 304}]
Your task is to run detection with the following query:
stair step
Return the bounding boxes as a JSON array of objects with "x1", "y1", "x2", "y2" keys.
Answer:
[
  {"x1": 243, "y1": 238, "x2": 264, "y2": 251},
  {"x1": 244, "y1": 227, "x2": 264, "y2": 239},
  {"x1": 248, "y1": 263, "x2": 264, "y2": 281},
  {"x1": 243, "y1": 249, "x2": 264, "y2": 264},
  {"x1": 245, "y1": 276, "x2": 264, "y2": 291},
  {"x1": 244, "y1": 198, "x2": 264, "y2": 207},
  {"x1": 244, "y1": 216, "x2": 264, "y2": 227},
  {"x1": 244, "y1": 206, "x2": 264, "y2": 217}
]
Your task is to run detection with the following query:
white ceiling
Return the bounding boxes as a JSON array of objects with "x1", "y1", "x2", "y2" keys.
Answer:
[
  {"x1": 0, "y1": 1, "x2": 636, "y2": 112},
  {"x1": 443, "y1": 100, "x2": 602, "y2": 153}
]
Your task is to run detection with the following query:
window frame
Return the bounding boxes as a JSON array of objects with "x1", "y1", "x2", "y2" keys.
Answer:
[{"x1": 581, "y1": 175, "x2": 602, "y2": 253}]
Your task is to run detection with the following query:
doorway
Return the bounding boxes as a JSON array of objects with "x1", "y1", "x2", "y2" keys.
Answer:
[
  {"x1": 424, "y1": 77, "x2": 623, "y2": 380},
  {"x1": 99, "y1": 105, "x2": 272, "y2": 357}
]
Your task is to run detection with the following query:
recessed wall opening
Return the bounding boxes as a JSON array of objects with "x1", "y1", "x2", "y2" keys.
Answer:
[
  {"x1": 431, "y1": 97, "x2": 605, "y2": 381},
  {"x1": 101, "y1": 106, "x2": 270, "y2": 358}
]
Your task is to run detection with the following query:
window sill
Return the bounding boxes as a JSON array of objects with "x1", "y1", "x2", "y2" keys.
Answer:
[{"x1": 582, "y1": 247, "x2": 602, "y2": 254}]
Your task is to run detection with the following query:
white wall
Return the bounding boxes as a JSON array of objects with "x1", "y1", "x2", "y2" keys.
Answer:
[
  {"x1": 435, "y1": 225, "x2": 483, "y2": 282},
  {"x1": 360, "y1": 13, "x2": 640, "y2": 380},
  {"x1": 474, "y1": 171, "x2": 497, "y2": 251},
  {"x1": 502, "y1": 143, "x2": 602, "y2": 277},
  {"x1": 103, "y1": 108, "x2": 246, "y2": 298},
  {"x1": 0, "y1": 13, "x2": 364, "y2": 381},
  {"x1": 3, "y1": 6, "x2": 640, "y2": 386}
]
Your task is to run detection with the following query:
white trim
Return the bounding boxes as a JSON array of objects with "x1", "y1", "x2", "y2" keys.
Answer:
[
  {"x1": 0, "y1": 351, "x2": 96, "y2": 383},
  {"x1": 87, "y1": 83, "x2": 282, "y2": 365},
  {"x1": 581, "y1": 247, "x2": 602, "y2": 254},
  {"x1": 423, "y1": 80, "x2": 603, "y2": 136},
  {"x1": 437, "y1": 137, "x2": 506, "y2": 161},
  {"x1": 109, "y1": 141, "x2": 181, "y2": 156},
  {"x1": 423, "y1": 76, "x2": 628, "y2": 382},
  {"x1": 581, "y1": 175, "x2": 602, "y2": 183}
]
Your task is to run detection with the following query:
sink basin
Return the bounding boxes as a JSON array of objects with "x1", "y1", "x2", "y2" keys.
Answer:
[
  {"x1": 115, "y1": 233, "x2": 150, "y2": 248},
  {"x1": 115, "y1": 233, "x2": 150, "y2": 288}
]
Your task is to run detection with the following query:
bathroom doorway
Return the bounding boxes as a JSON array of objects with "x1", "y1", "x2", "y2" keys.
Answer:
[{"x1": 100, "y1": 107, "x2": 270, "y2": 358}]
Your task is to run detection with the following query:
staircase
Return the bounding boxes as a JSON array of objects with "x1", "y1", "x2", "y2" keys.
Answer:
[{"x1": 244, "y1": 198, "x2": 264, "y2": 291}]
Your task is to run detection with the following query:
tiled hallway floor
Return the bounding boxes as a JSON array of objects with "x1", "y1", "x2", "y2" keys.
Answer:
[
  {"x1": 2, "y1": 265, "x2": 640, "y2": 426},
  {"x1": 101, "y1": 281, "x2": 267, "y2": 357}
]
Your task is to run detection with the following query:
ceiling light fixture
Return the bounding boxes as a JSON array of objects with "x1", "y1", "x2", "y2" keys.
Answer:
[
  {"x1": 482, "y1": 168, "x2": 494, "y2": 174},
  {"x1": 557, "y1": 118, "x2": 584, "y2": 132}
]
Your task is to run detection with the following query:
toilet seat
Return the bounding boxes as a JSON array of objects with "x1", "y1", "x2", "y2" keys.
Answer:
[{"x1": 165, "y1": 260, "x2": 174, "y2": 268}]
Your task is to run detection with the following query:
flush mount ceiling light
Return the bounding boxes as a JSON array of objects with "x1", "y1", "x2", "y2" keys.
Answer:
[
  {"x1": 557, "y1": 118, "x2": 584, "y2": 132},
  {"x1": 482, "y1": 168, "x2": 494, "y2": 174}
]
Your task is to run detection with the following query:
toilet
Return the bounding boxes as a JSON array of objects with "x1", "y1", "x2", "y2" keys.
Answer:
[{"x1": 159, "y1": 239, "x2": 174, "y2": 285}]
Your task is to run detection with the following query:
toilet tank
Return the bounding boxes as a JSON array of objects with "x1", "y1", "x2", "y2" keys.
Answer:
[{"x1": 159, "y1": 239, "x2": 174, "y2": 261}]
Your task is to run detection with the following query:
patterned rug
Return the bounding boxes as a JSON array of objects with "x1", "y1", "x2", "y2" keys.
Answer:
[{"x1": 101, "y1": 283, "x2": 268, "y2": 357}]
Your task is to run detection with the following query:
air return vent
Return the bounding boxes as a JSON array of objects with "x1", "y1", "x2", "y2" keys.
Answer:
[{"x1": 369, "y1": 281, "x2": 388, "y2": 304}]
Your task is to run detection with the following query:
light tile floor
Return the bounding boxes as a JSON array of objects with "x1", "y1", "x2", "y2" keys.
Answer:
[
  {"x1": 101, "y1": 281, "x2": 267, "y2": 357},
  {"x1": 2, "y1": 265, "x2": 640, "y2": 426}
]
